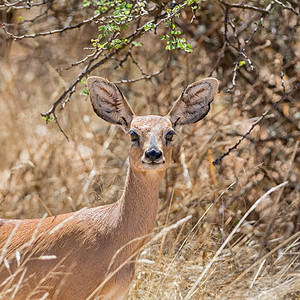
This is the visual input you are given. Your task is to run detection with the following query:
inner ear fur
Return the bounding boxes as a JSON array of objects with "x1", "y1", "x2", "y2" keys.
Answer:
[
  {"x1": 87, "y1": 76, "x2": 135, "y2": 132},
  {"x1": 167, "y1": 78, "x2": 219, "y2": 127}
]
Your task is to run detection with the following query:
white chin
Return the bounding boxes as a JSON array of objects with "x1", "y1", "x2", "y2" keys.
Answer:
[{"x1": 141, "y1": 161, "x2": 165, "y2": 170}]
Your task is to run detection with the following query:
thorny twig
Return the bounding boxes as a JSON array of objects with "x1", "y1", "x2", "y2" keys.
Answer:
[
  {"x1": 208, "y1": 43, "x2": 226, "y2": 77},
  {"x1": 18, "y1": 2, "x2": 53, "y2": 25},
  {"x1": 273, "y1": 0, "x2": 300, "y2": 16},
  {"x1": 56, "y1": 50, "x2": 98, "y2": 72},
  {"x1": 114, "y1": 60, "x2": 170, "y2": 84},
  {"x1": 0, "y1": 0, "x2": 46, "y2": 9},
  {"x1": 114, "y1": 45, "x2": 134, "y2": 70},
  {"x1": 218, "y1": 0, "x2": 271, "y2": 14},
  {"x1": 1, "y1": 2, "x2": 152, "y2": 40},
  {"x1": 228, "y1": 131, "x2": 299, "y2": 144},
  {"x1": 280, "y1": 57, "x2": 286, "y2": 94},
  {"x1": 221, "y1": 2, "x2": 273, "y2": 91},
  {"x1": 56, "y1": 4, "x2": 152, "y2": 73},
  {"x1": 52, "y1": 111, "x2": 69, "y2": 141},
  {"x1": 213, "y1": 82, "x2": 300, "y2": 165},
  {"x1": 1, "y1": 11, "x2": 104, "y2": 39}
]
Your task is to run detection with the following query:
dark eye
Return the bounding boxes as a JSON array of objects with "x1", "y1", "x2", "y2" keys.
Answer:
[
  {"x1": 129, "y1": 130, "x2": 140, "y2": 142},
  {"x1": 165, "y1": 130, "x2": 176, "y2": 143}
]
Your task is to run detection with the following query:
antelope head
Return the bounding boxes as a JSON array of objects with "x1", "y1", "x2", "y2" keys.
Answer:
[{"x1": 87, "y1": 77, "x2": 218, "y2": 173}]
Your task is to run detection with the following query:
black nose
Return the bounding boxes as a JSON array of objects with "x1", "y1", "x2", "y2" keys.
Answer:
[{"x1": 145, "y1": 148, "x2": 162, "y2": 162}]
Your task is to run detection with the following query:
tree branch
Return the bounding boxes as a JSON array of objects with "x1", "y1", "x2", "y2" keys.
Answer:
[
  {"x1": 218, "y1": 0, "x2": 271, "y2": 14},
  {"x1": 213, "y1": 82, "x2": 300, "y2": 165}
]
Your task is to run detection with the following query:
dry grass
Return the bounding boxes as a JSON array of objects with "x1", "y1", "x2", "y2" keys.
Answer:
[
  {"x1": 1, "y1": 58, "x2": 299, "y2": 298},
  {"x1": 0, "y1": 3, "x2": 299, "y2": 299}
]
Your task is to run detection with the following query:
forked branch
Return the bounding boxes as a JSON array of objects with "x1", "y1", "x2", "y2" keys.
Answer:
[{"x1": 213, "y1": 82, "x2": 300, "y2": 165}]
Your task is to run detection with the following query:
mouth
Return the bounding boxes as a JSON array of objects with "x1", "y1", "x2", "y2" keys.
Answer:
[{"x1": 141, "y1": 160, "x2": 165, "y2": 167}]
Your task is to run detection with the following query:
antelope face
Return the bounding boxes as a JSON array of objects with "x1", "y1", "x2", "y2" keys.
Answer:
[
  {"x1": 87, "y1": 76, "x2": 218, "y2": 173},
  {"x1": 128, "y1": 116, "x2": 175, "y2": 172}
]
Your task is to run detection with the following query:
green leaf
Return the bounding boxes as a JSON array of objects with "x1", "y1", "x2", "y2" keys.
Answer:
[
  {"x1": 42, "y1": 115, "x2": 55, "y2": 123},
  {"x1": 80, "y1": 87, "x2": 89, "y2": 96},
  {"x1": 132, "y1": 41, "x2": 143, "y2": 47},
  {"x1": 239, "y1": 60, "x2": 246, "y2": 67}
]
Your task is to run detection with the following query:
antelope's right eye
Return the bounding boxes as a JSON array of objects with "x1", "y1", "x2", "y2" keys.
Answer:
[{"x1": 129, "y1": 130, "x2": 140, "y2": 142}]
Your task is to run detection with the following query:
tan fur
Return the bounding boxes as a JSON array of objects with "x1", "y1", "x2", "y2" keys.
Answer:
[{"x1": 0, "y1": 76, "x2": 218, "y2": 299}]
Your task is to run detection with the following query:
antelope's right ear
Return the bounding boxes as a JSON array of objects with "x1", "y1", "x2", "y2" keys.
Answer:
[
  {"x1": 167, "y1": 78, "x2": 218, "y2": 128},
  {"x1": 87, "y1": 76, "x2": 135, "y2": 132}
]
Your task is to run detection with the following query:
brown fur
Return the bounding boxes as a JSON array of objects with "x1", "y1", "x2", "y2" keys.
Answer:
[{"x1": 0, "y1": 76, "x2": 218, "y2": 299}]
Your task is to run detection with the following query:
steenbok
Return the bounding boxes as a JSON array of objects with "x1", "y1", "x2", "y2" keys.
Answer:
[{"x1": 0, "y1": 76, "x2": 218, "y2": 299}]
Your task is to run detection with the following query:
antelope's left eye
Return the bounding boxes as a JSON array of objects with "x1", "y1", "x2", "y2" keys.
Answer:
[
  {"x1": 165, "y1": 130, "x2": 176, "y2": 143},
  {"x1": 129, "y1": 130, "x2": 140, "y2": 142}
]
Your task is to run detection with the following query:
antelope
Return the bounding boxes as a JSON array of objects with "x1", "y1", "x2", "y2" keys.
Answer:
[{"x1": 0, "y1": 76, "x2": 218, "y2": 299}]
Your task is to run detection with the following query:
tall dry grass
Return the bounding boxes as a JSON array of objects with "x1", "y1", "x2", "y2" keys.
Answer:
[{"x1": 0, "y1": 2, "x2": 299, "y2": 299}]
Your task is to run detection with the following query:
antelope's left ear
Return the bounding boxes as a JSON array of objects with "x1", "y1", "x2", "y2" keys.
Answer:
[{"x1": 167, "y1": 78, "x2": 218, "y2": 128}]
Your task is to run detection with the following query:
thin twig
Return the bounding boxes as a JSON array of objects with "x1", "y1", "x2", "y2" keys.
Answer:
[
  {"x1": 221, "y1": 2, "x2": 273, "y2": 91},
  {"x1": 280, "y1": 57, "x2": 286, "y2": 94},
  {"x1": 218, "y1": 0, "x2": 271, "y2": 14},
  {"x1": 208, "y1": 43, "x2": 226, "y2": 77},
  {"x1": 56, "y1": 50, "x2": 98, "y2": 72},
  {"x1": 1, "y1": 11, "x2": 103, "y2": 39},
  {"x1": 114, "y1": 56, "x2": 170, "y2": 84},
  {"x1": 0, "y1": 0, "x2": 46, "y2": 9},
  {"x1": 53, "y1": 111, "x2": 69, "y2": 141},
  {"x1": 273, "y1": 0, "x2": 300, "y2": 16},
  {"x1": 213, "y1": 82, "x2": 300, "y2": 165}
]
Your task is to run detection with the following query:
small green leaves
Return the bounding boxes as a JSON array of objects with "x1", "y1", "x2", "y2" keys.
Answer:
[
  {"x1": 165, "y1": 37, "x2": 193, "y2": 52},
  {"x1": 42, "y1": 115, "x2": 54, "y2": 123},
  {"x1": 239, "y1": 60, "x2": 246, "y2": 68},
  {"x1": 82, "y1": 1, "x2": 90, "y2": 7},
  {"x1": 143, "y1": 23, "x2": 155, "y2": 31},
  {"x1": 84, "y1": 0, "x2": 195, "y2": 55},
  {"x1": 81, "y1": 87, "x2": 89, "y2": 96},
  {"x1": 161, "y1": 25, "x2": 193, "y2": 53},
  {"x1": 80, "y1": 79, "x2": 89, "y2": 96},
  {"x1": 132, "y1": 41, "x2": 143, "y2": 47}
]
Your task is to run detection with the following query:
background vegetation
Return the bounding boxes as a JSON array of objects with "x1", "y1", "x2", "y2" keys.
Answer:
[{"x1": 0, "y1": 0, "x2": 299, "y2": 299}]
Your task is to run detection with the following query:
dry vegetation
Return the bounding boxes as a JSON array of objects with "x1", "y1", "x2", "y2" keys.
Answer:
[{"x1": 0, "y1": 0, "x2": 299, "y2": 299}]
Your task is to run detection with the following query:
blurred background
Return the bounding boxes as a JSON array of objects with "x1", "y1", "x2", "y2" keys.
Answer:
[{"x1": 0, "y1": 0, "x2": 299, "y2": 298}]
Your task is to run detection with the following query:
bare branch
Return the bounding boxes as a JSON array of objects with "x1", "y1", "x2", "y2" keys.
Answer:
[
  {"x1": 114, "y1": 59, "x2": 170, "y2": 84},
  {"x1": 1, "y1": 11, "x2": 103, "y2": 39},
  {"x1": 280, "y1": 57, "x2": 286, "y2": 94},
  {"x1": 218, "y1": 0, "x2": 271, "y2": 14},
  {"x1": 213, "y1": 82, "x2": 300, "y2": 165},
  {"x1": 0, "y1": 0, "x2": 46, "y2": 9},
  {"x1": 53, "y1": 111, "x2": 69, "y2": 141},
  {"x1": 273, "y1": 0, "x2": 300, "y2": 16},
  {"x1": 208, "y1": 43, "x2": 226, "y2": 77},
  {"x1": 56, "y1": 50, "x2": 98, "y2": 72},
  {"x1": 222, "y1": 2, "x2": 273, "y2": 91}
]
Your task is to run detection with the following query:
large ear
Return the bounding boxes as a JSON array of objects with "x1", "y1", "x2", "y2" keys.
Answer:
[
  {"x1": 167, "y1": 78, "x2": 218, "y2": 128},
  {"x1": 87, "y1": 76, "x2": 135, "y2": 132}
]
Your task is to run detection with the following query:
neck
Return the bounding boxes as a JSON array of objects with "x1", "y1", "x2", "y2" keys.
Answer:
[{"x1": 117, "y1": 164, "x2": 165, "y2": 238}]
